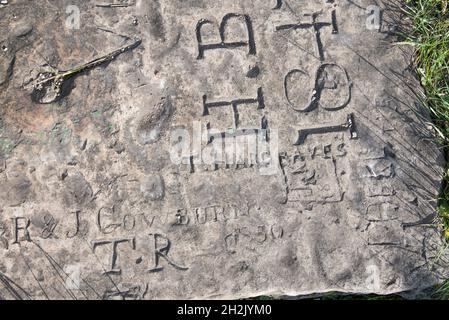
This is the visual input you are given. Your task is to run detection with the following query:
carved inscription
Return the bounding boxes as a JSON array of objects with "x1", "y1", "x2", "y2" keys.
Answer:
[
  {"x1": 11, "y1": 217, "x2": 31, "y2": 244},
  {"x1": 203, "y1": 87, "x2": 266, "y2": 141},
  {"x1": 285, "y1": 64, "x2": 352, "y2": 113},
  {"x1": 225, "y1": 224, "x2": 284, "y2": 253},
  {"x1": 275, "y1": 4, "x2": 358, "y2": 149},
  {"x1": 0, "y1": 0, "x2": 439, "y2": 300},
  {"x1": 90, "y1": 234, "x2": 189, "y2": 275},
  {"x1": 294, "y1": 114, "x2": 358, "y2": 145},
  {"x1": 148, "y1": 234, "x2": 189, "y2": 272},
  {"x1": 195, "y1": 12, "x2": 271, "y2": 173},
  {"x1": 273, "y1": 0, "x2": 283, "y2": 10},
  {"x1": 172, "y1": 204, "x2": 250, "y2": 227},
  {"x1": 276, "y1": 10, "x2": 338, "y2": 61},
  {"x1": 280, "y1": 151, "x2": 344, "y2": 207},
  {"x1": 196, "y1": 14, "x2": 256, "y2": 60},
  {"x1": 92, "y1": 238, "x2": 136, "y2": 275}
]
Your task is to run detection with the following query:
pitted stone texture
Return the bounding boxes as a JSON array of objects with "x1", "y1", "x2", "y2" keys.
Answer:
[{"x1": 0, "y1": 0, "x2": 447, "y2": 300}]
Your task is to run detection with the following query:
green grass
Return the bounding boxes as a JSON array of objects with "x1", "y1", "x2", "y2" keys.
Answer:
[
  {"x1": 398, "y1": 0, "x2": 449, "y2": 299},
  {"x1": 399, "y1": 1, "x2": 449, "y2": 235}
]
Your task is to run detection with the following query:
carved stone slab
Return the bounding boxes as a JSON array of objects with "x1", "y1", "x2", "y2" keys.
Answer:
[{"x1": 0, "y1": 0, "x2": 447, "y2": 299}]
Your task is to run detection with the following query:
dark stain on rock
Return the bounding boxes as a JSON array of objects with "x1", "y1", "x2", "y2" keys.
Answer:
[
  {"x1": 140, "y1": 174, "x2": 165, "y2": 201},
  {"x1": 148, "y1": 1, "x2": 166, "y2": 42},
  {"x1": 11, "y1": 23, "x2": 33, "y2": 39},
  {"x1": 7, "y1": 175, "x2": 32, "y2": 207},
  {"x1": 0, "y1": 55, "x2": 15, "y2": 87},
  {"x1": 279, "y1": 247, "x2": 299, "y2": 269},
  {"x1": 136, "y1": 96, "x2": 173, "y2": 145},
  {"x1": 229, "y1": 261, "x2": 250, "y2": 276},
  {"x1": 62, "y1": 172, "x2": 93, "y2": 207},
  {"x1": 246, "y1": 65, "x2": 260, "y2": 79}
]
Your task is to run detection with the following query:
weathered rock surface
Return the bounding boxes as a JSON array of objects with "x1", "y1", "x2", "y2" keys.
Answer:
[{"x1": 0, "y1": 0, "x2": 448, "y2": 300}]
